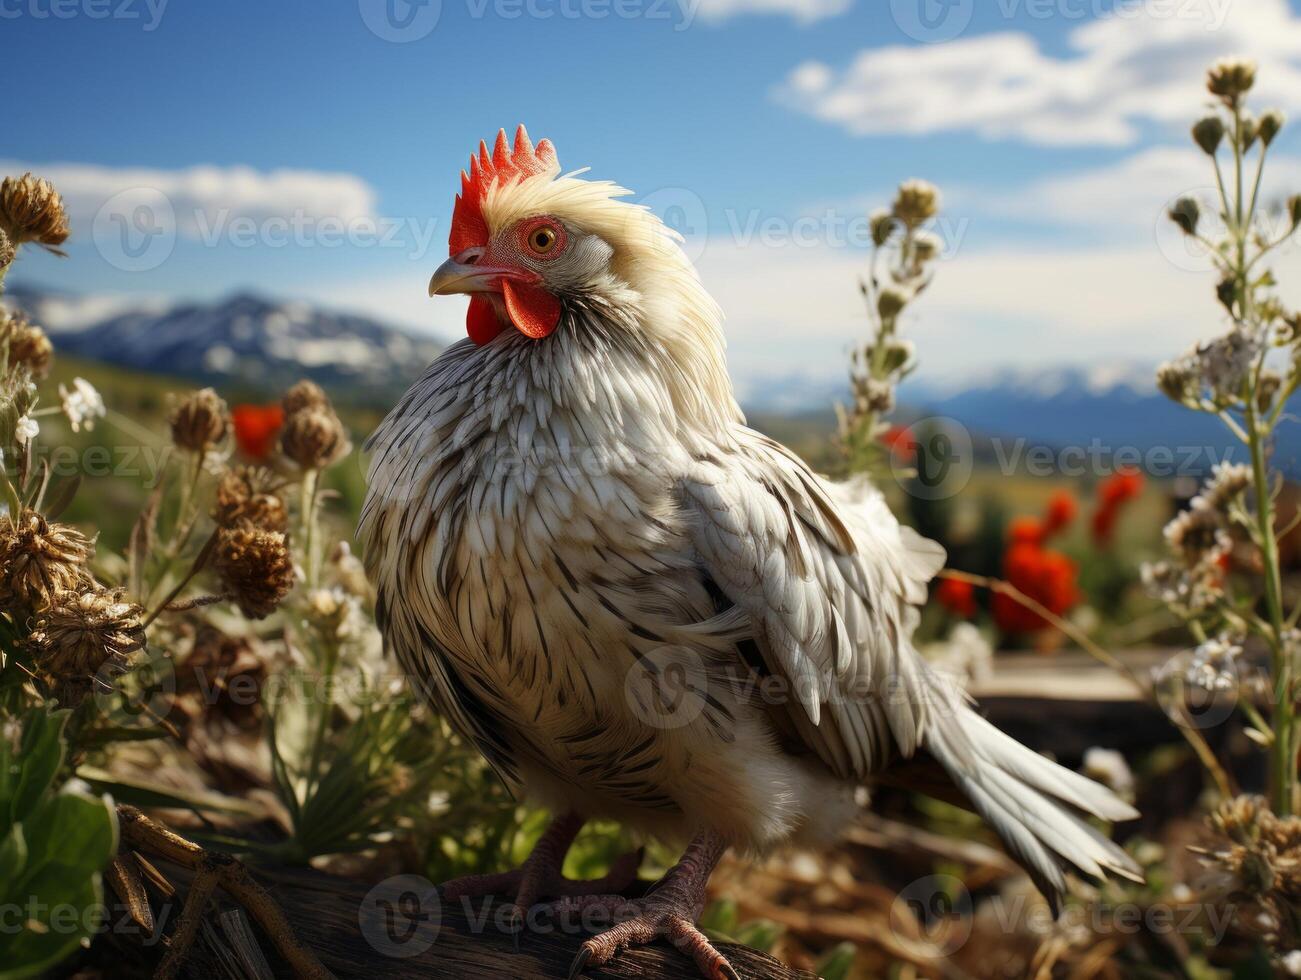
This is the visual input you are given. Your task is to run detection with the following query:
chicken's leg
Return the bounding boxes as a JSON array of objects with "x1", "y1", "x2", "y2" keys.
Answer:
[
  {"x1": 558, "y1": 830, "x2": 737, "y2": 980},
  {"x1": 438, "y1": 811, "x2": 643, "y2": 926}
]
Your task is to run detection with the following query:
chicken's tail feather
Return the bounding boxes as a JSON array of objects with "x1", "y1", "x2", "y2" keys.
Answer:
[{"x1": 921, "y1": 689, "x2": 1143, "y2": 912}]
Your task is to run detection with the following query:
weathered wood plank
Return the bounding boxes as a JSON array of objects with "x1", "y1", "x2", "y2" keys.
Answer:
[{"x1": 183, "y1": 867, "x2": 814, "y2": 980}]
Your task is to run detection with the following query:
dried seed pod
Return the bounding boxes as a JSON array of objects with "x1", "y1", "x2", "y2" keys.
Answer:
[
  {"x1": 169, "y1": 388, "x2": 230, "y2": 453},
  {"x1": 0, "y1": 510, "x2": 93, "y2": 611},
  {"x1": 1206, "y1": 57, "x2": 1257, "y2": 105},
  {"x1": 280, "y1": 408, "x2": 350, "y2": 470},
  {"x1": 1192, "y1": 115, "x2": 1226, "y2": 155},
  {"x1": 215, "y1": 524, "x2": 295, "y2": 619},
  {"x1": 0, "y1": 310, "x2": 54, "y2": 380},
  {"x1": 214, "y1": 466, "x2": 289, "y2": 532},
  {"x1": 891, "y1": 179, "x2": 939, "y2": 229},
  {"x1": 29, "y1": 587, "x2": 145, "y2": 685},
  {"x1": 0, "y1": 173, "x2": 71, "y2": 251},
  {"x1": 282, "y1": 379, "x2": 331, "y2": 417}
]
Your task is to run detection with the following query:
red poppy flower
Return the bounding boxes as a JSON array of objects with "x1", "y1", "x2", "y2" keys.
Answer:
[
  {"x1": 232, "y1": 404, "x2": 285, "y2": 460},
  {"x1": 880, "y1": 425, "x2": 917, "y2": 463},
  {"x1": 1091, "y1": 468, "x2": 1145, "y2": 546},
  {"x1": 993, "y1": 541, "x2": 1079, "y2": 635},
  {"x1": 935, "y1": 577, "x2": 977, "y2": 618},
  {"x1": 1008, "y1": 516, "x2": 1046, "y2": 548},
  {"x1": 1043, "y1": 490, "x2": 1078, "y2": 537}
]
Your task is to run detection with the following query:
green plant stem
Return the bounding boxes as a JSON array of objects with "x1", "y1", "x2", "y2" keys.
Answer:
[
  {"x1": 300, "y1": 469, "x2": 320, "y2": 590},
  {"x1": 1248, "y1": 400, "x2": 1295, "y2": 813}
]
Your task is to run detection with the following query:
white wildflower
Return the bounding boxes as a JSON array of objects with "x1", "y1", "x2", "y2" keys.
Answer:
[
  {"x1": 923, "y1": 622, "x2": 993, "y2": 687},
  {"x1": 1185, "y1": 633, "x2": 1243, "y2": 692},
  {"x1": 1083, "y1": 747, "x2": 1134, "y2": 799},
  {"x1": 1282, "y1": 950, "x2": 1301, "y2": 977},
  {"x1": 1193, "y1": 461, "x2": 1252, "y2": 514},
  {"x1": 14, "y1": 414, "x2": 38, "y2": 445},
  {"x1": 59, "y1": 378, "x2": 106, "y2": 433},
  {"x1": 862, "y1": 378, "x2": 895, "y2": 414},
  {"x1": 1197, "y1": 327, "x2": 1260, "y2": 405}
]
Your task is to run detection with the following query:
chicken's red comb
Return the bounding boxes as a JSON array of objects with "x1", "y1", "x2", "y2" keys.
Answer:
[{"x1": 449, "y1": 125, "x2": 559, "y2": 254}]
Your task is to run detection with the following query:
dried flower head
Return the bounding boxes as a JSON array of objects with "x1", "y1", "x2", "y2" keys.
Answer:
[
  {"x1": 858, "y1": 378, "x2": 895, "y2": 415},
  {"x1": 214, "y1": 466, "x2": 289, "y2": 532},
  {"x1": 0, "y1": 230, "x2": 13, "y2": 269},
  {"x1": 0, "y1": 173, "x2": 70, "y2": 252},
  {"x1": 1206, "y1": 57, "x2": 1257, "y2": 105},
  {"x1": 912, "y1": 231, "x2": 942, "y2": 263},
  {"x1": 215, "y1": 524, "x2": 295, "y2": 619},
  {"x1": 892, "y1": 179, "x2": 939, "y2": 229},
  {"x1": 869, "y1": 209, "x2": 896, "y2": 247},
  {"x1": 1260, "y1": 109, "x2": 1286, "y2": 147},
  {"x1": 1192, "y1": 115, "x2": 1226, "y2": 155},
  {"x1": 29, "y1": 588, "x2": 145, "y2": 690},
  {"x1": 877, "y1": 287, "x2": 909, "y2": 320},
  {"x1": 1196, "y1": 461, "x2": 1252, "y2": 513},
  {"x1": 1198, "y1": 327, "x2": 1261, "y2": 406},
  {"x1": 0, "y1": 511, "x2": 93, "y2": 611},
  {"x1": 1168, "y1": 196, "x2": 1200, "y2": 236},
  {"x1": 1239, "y1": 111, "x2": 1260, "y2": 150},
  {"x1": 280, "y1": 408, "x2": 350, "y2": 470},
  {"x1": 881, "y1": 337, "x2": 915, "y2": 374},
  {"x1": 1164, "y1": 506, "x2": 1230, "y2": 565},
  {"x1": 0, "y1": 310, "x2": 53, "y2": 380},
  {"x1": 170, "y1": 388, "x2": 230, "y2": 454},
  {"x1": 1290, "y1": 194, "x2": 1301, "y2": 231},
  {"x1": 1156, "y1": 359, "x2": 1198, "y2": 405},
  {"x1": 175, "y1": 626, "x2": 267, "y2": 732},
  {"x1": 282, "y1": 379, "x2": 331, "y2": 417}
]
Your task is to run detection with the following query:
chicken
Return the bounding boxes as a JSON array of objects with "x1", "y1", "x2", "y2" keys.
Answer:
[{"x1": 358, "y1": 126, "x2": 1141, "y2": 979}]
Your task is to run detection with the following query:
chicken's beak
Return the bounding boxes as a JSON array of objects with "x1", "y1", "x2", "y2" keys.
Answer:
[{"x1": 428, "y1": 247, "x2": 535, "y2": 297}]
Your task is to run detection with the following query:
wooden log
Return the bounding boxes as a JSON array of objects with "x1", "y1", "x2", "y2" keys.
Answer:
[{"x1": 182, "y1": 866, "x2": 815, "y2": 980}]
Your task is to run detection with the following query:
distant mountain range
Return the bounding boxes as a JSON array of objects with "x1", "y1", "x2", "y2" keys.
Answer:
[
  {"x1": 3, "y1": 283, "x2": 1296, "y2": 474},
  {"x1": 2, "y1": 284, "x2": 444, "y2": 405}
]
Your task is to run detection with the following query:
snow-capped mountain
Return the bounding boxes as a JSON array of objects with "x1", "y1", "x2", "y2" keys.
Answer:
[{"x1": 5, "y1": 286, "x2": 444, "y2": 402}]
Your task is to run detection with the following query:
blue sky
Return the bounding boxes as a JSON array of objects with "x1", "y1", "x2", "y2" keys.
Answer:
[{"x1": 6, "y1": 0, "x2": 1301, "y2": 398}]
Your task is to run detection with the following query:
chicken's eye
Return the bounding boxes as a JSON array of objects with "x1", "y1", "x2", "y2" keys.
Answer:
[{"x1": 527, "y1": 225, "x2": 559, "y2": 255}]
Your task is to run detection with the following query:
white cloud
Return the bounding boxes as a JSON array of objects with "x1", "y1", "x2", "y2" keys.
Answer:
[
  {"x1": 0, "y1": 160, "x2": 378, "y2": 239},
  {"x1": 693, "y1": 0, "x2": 849, "y2": 25},
  {"x1": 692, "y1": 231, "x2": 1301, "y2": 395},
  {"x1": 962, "y1": 146, "x2": 1301, "y2": 235},
  {"x1": 776, "y1": 0, "x2": 1301, "y2": 146},
  {"x1": 301, "y1": 272, "x2": 465, "y2": 343}
]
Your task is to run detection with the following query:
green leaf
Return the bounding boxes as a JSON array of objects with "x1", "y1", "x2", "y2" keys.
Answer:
[
  {"x1": 76, "y1": 768, "x2": 262, "y2": 818},
  {"x1": 733, "y1": 919, "x2": 784, "y2": 954},
  {"x1": 15, "y1": 791, "x2": 118, "y2": 891},
  {"x1": 4, "y1": 708, "x2": 69, "y2": 834},
  {"x1": 0, "y1": 789, "x2": 116, "y2": 980},
  {"x1": 815, "y1": 942, "x2": 857, "y2": 980},
  {"x1": 698, "y1": 898, "x2": 739, "y2": 937},
  {"x1": 0, "y1": 824, "x2": 27, "y2": 884}
]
